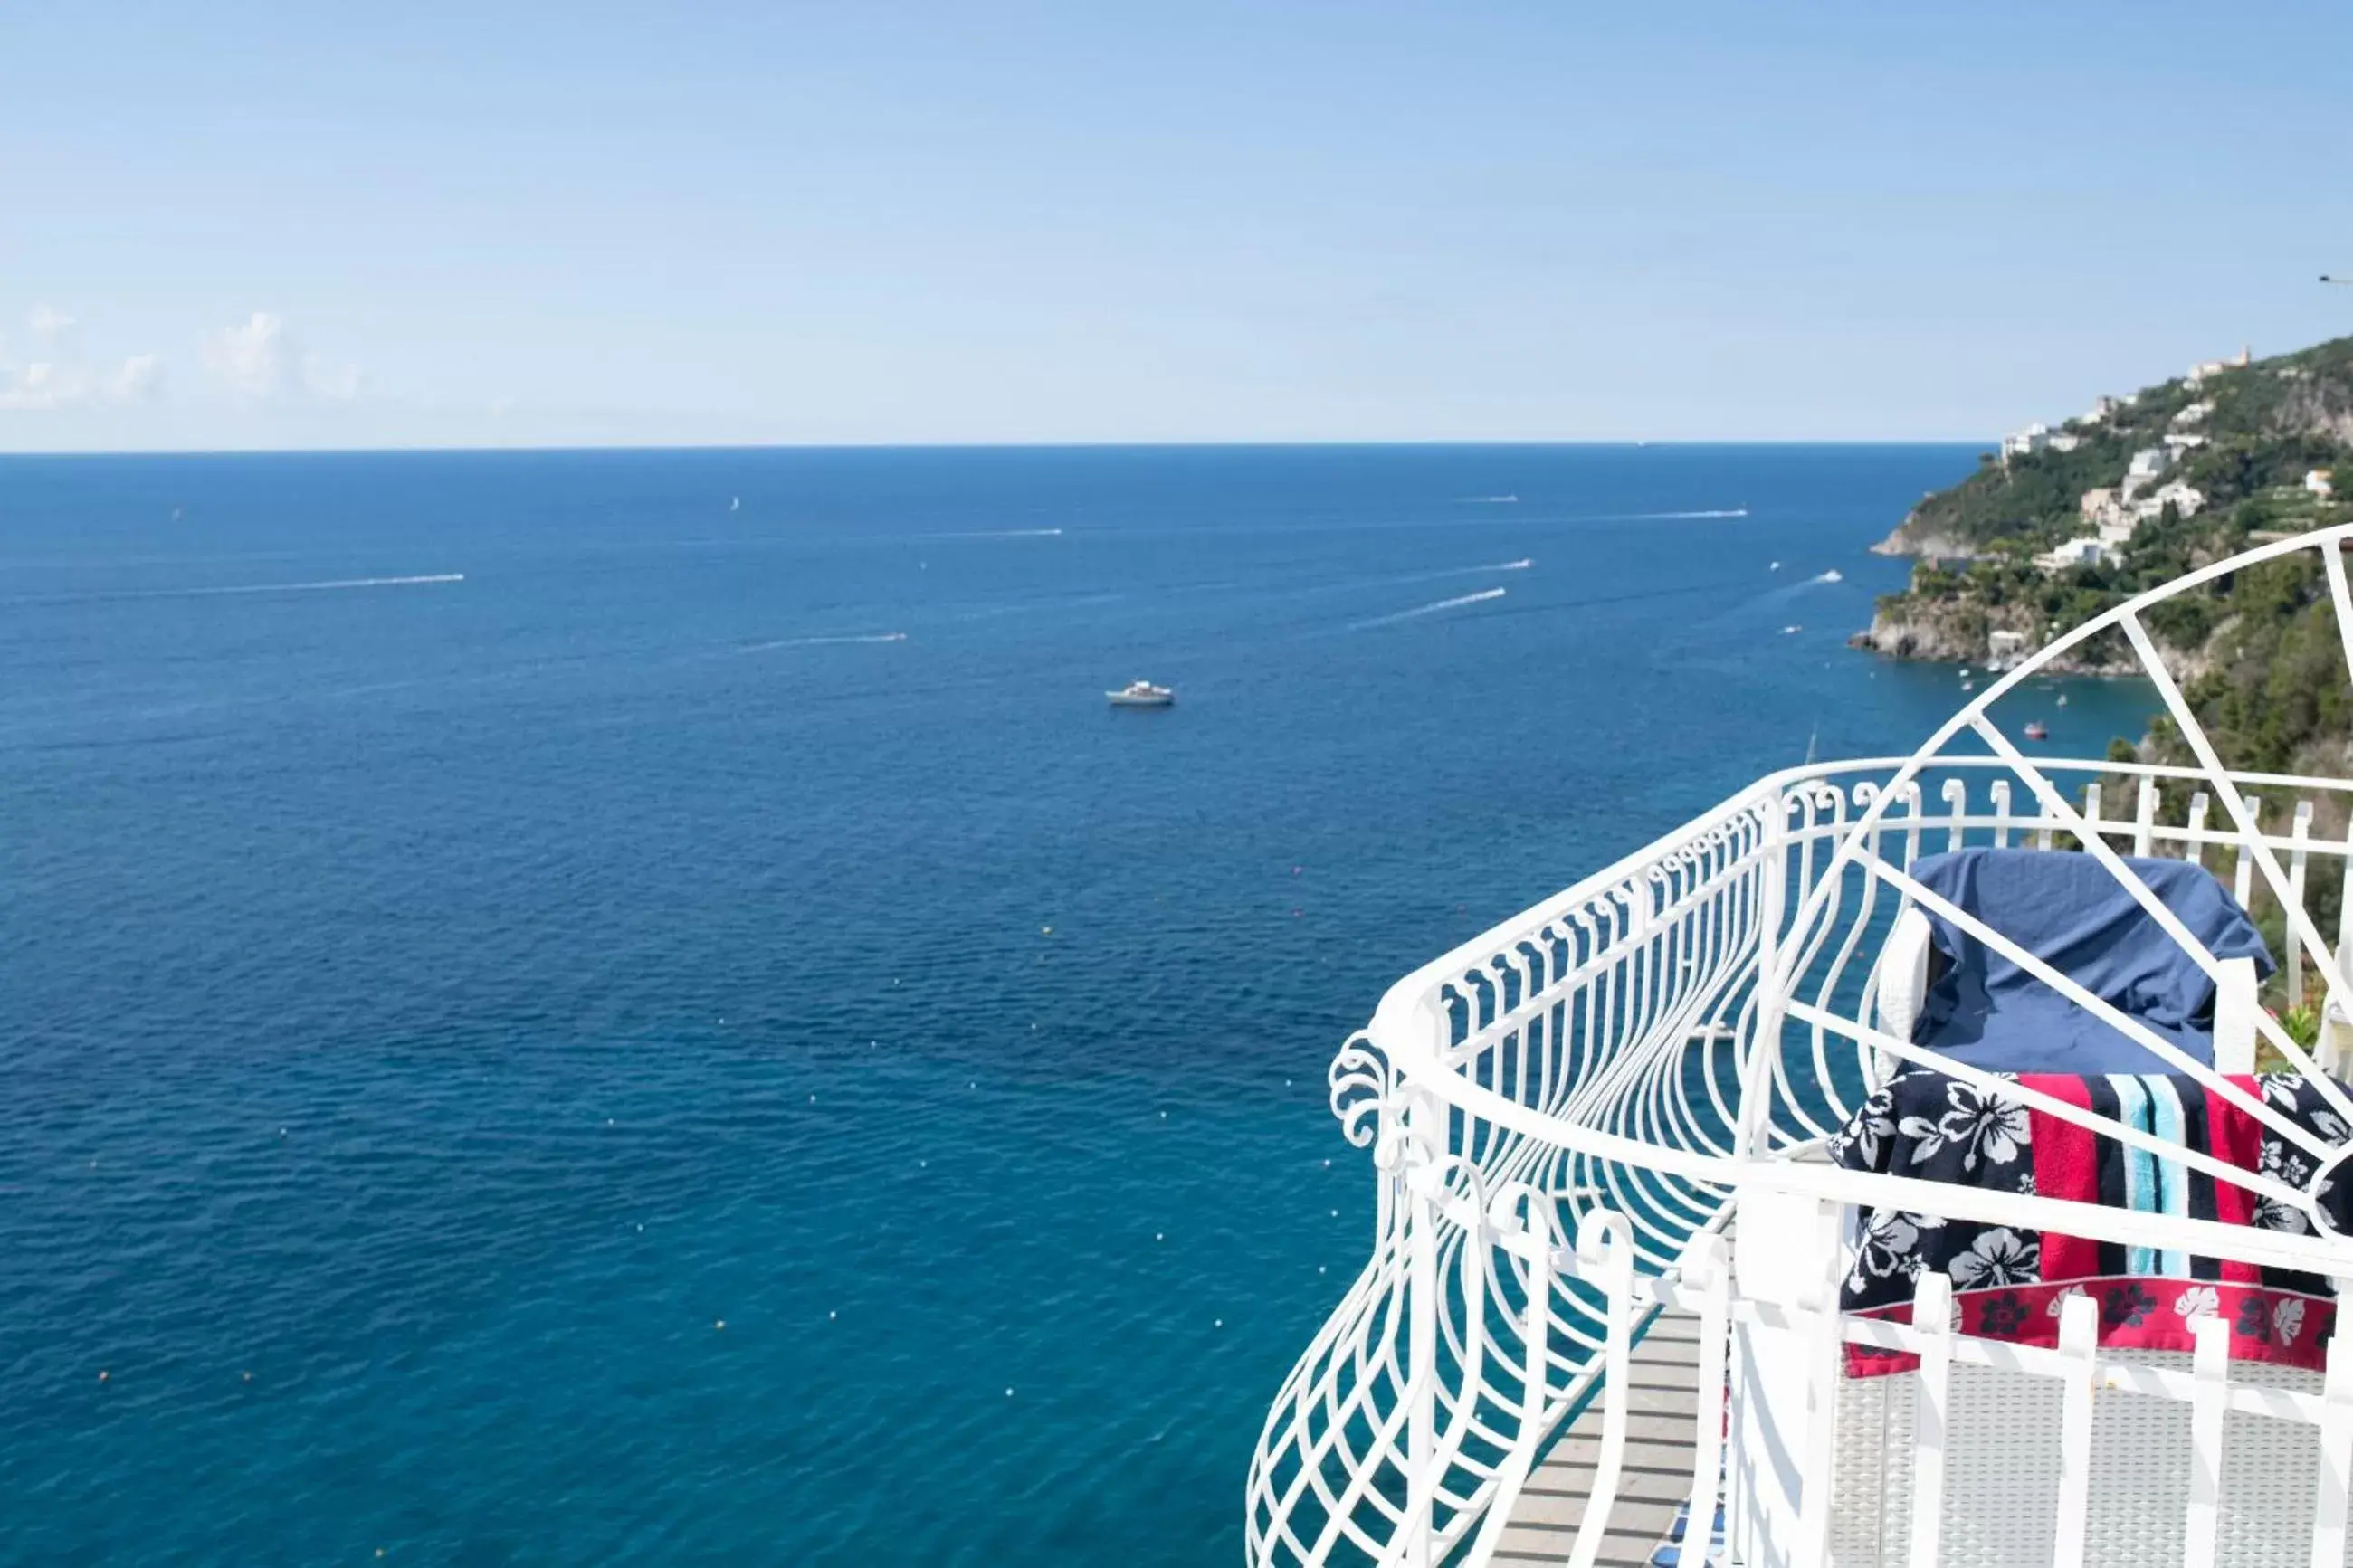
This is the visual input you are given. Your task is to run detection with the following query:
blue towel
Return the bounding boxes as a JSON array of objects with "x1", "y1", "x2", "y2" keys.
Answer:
[{"x1": 1910, "y1": 848, "x2": 2274, "y2": 1074}]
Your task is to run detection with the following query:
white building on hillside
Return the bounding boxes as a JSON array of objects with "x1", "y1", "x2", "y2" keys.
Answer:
[
  {"x1": 2121, "y1": 446, "x2": 2172, "y2": 500},
  {"x1": 2000, "y1": 423, "x2": 2052, "y2": 461},
  {"x1": 2310, "y1": 469, "x2": 2336, "y2": 499},
  {"x1": 2132, "y1": 480, "x2": 2205, "y2": 524},
  {"x1": 2186, "y1": 347, "x2": 2253, "y2": 384},
  {"x1": 2033, "y1": 535, "x2": 2113, "y2": 573}
]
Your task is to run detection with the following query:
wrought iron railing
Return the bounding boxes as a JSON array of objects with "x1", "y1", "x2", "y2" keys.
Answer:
[{"x1": 1249, "y1": 527, "x2": 2353, "y2": 1568}]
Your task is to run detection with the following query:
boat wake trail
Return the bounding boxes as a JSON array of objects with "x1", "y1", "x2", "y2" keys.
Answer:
[
  {"x1": 1696, "y1": 567, "x2": 1846, "y2": 627},
  {"x1": 1454, "y1": 495, "x2": 1519, "y2": 504},
  {"x1": 1634, "y1": 508, "x2": 1748, "y2": 519},
  {"x1": 738, "y1": 632, "x2": 910, "y2": 652},
  {"x1": 5, "y1": 573, "x2": 467, "y2": 606},
  {"x1": 914, "y1": 527, "x2": 1064, "y2": 539},
  {"x1": 1350, "y1": 586, "x2": 1507, "y2": 630},
  {"x1": 181, "y1": 573, "x2": 468, "y2": 595},
  {"x1": 1373, "y1": 558, "x2": 1532, "y2": 589}
]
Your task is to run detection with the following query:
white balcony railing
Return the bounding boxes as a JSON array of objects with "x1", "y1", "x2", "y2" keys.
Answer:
[{"x1": 1249, "y1": 527, "x2": 2353, "y2": 1568}]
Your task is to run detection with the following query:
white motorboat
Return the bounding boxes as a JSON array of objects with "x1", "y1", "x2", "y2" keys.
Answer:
[{"x1": 1107, "y1": 680, "x2": 1174, "y2": 708}]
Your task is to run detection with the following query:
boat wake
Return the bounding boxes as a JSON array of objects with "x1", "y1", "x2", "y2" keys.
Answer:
[
  {"x1": 738, "y1": 632, "x2": 910, "y2": 652},
  {"x1": 1375, "y1": 558, "x2": 1531, "y2": 588},
  {"x1": 1454, "y1": 495, "x2": 1519, "y2": 504},
  {"x1": 177, "y1": 573, "x2": 467, "y2": 595},
  {"x1": 1350, "y1": 586, "x2": 1507, "y2": 630},
  {"x1": 1691, "y1": 566, "x2": 1849, "y2": 628},
  {"x1": 915, "y1": 527, "x2": 1064, "y2": 539},
  {"x1": 7, "y1": 573, "x2": 466, "y2": 606},
  {"x1": 1515, "y1": 507, "x2": 1748, "y2": 525}
]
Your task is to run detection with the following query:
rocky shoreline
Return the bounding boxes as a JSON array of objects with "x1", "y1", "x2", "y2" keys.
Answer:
[
  {"x1": 1844, "y1": 606, "x2": 2140, "y2": 676},
  {"x1": 1866, "y1": 518, "x2": 1974, "y2": 561}
]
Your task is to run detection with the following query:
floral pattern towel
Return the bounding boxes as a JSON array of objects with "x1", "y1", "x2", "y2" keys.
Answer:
[{"x1": 1828, "y1": 1069, "x2": 2353, "y2": 1377}]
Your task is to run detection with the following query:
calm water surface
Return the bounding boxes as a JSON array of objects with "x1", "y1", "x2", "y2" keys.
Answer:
[{"x1": 0, "y1": 446, "x2": 2157, "y2": 1564}]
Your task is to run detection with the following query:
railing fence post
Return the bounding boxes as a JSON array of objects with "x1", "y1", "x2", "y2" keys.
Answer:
[
  {"x1": 2289, "y1": 801, "x2": 2314, "y2": 1009},
  {"x1": 1403, "y1": 1083, "x2": 1442, "y2": 1568},
  {"x1": 1796, "y1": 1197, "x2": 1844, "y2": 1564},
  {"x1": 1683, "y1": 1232, "x2": 1732, "y2": 1568},
  {"x1": 1461, "y1": 1186, "x2": 1568, "y2": 1568},
  {"x1": 2184, "y1": 1311, "x2": 2229, "y2": 1568},
  {"x1": 2310, "y1": 1317, "x2": 2353, "y2": 1568},
  {"x1": 1941, "y1": 777, "x2": 1967, "y2": 854},
  {"x1": 2332, "y1": 822, "x2": 2353, "y2": 1077},
  {"x1": 1738, "y1": 795, "x2": 1790, "y2": 1161},
  {"x1": 1566, "y1": 1212, "x2": 1634, "y2": 1568},
  {"x1": 1906, "y1": 1271, "x2": 1954, "y2": 1568},
  {"x1": 2233, "y1": 795, "x2": 2264, "y2": 910},
  {"x1": 2052, "y1": 1292, "x2": 2100, "y2": 1568}
]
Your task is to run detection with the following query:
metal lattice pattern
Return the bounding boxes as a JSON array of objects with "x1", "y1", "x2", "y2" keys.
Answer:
[{"x1": 1249, "y1": 527, "x2": 2353, "y2": 1567}]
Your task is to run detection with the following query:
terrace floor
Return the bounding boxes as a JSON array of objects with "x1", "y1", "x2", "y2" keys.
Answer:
[{"x1": 1490, "y1": 1302, "x2": 1706, "y2": 1567}]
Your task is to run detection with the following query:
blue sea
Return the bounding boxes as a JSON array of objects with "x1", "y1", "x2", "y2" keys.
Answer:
[{"x1": 0, "y1": 445, "x2": 2159, "y2": 1565}]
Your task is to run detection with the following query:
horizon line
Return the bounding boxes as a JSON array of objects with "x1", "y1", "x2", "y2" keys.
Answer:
[{"x1": 0, "y1": 435, "x2": 1995, "y2": 460}]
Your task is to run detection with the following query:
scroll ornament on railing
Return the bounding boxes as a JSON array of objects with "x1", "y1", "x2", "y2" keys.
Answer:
[{"x1": 1328, "y1": 1031, "x2": 1397, "y2": 1155}]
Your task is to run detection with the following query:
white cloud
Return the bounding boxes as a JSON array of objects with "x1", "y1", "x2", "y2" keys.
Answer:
[
  {"x1": 0, "y1": 361, "x2": 64, "y2": 410},
  {"x1": 199, "y1": 311, "x2": 360, "y2": 404},
  {"x1": 0, "y1": 305, "x2": 165, "y2": 413},
  {"x1": 0, "y1": 353, "x2": 170, "y2": 411},
  {"x1": 0, "y1": 306, "x2": 367, "y2": 441},
  {"x1": 199, "y1": 311, "x2": 297, "y2": 398},
  {"x1": 28, "y1": 303, "x2": 76, "y2": 342},
  {"x1": 111, "y1": 353, "x2": 165, "y2": 403}
]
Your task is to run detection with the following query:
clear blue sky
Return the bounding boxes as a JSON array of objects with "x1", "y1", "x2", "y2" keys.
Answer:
[{"x1": 5, "y1": 2, "x2": 2350, "y2": 450}]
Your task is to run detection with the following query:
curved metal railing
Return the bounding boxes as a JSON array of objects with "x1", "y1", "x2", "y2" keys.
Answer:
[{"x1": 1249, "y1": 526, "x2": 2353, "y2": 1568}]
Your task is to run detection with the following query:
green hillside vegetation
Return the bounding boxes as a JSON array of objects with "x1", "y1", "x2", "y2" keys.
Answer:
[
  {"x1": 1865, "y1": 337, "x2": 2353, "y2": 1005},
  {"x1": 1892, "y1": 336, "x2": 2353, "y2": 560},
  {"x1": 1866, "y1": 337, "x2": 2353, "y2": 752}
]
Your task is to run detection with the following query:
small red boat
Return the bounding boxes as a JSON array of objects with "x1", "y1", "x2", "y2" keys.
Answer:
[{"x1": 2023, "y1": 721, "x2": 2049, "y2": 741}]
